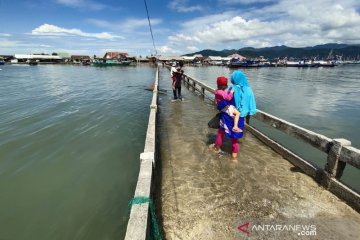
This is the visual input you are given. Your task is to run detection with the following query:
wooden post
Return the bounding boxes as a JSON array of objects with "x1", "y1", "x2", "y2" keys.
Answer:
[
  {"x1": 324, "y1": 139, "x2": 351, "y2": 186},
  {"x1": 201, "y1": 87, "x2": 205, "y2": 95}
]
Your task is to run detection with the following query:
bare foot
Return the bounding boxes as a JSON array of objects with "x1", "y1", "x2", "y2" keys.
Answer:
[
  {"x1": 231, "y1": 152, "x2": 238, "y2": 160},
  {"x1": 232, "y1": 127, "x2": 243, "y2": 133},
  {"x1": 209, "y1": 144, "x2": 220, "y2": 153}
]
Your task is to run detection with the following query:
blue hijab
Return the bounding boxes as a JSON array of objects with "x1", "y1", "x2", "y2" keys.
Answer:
[{"x1": 230, "y1": 70, "x2": 257, "y2": 117}]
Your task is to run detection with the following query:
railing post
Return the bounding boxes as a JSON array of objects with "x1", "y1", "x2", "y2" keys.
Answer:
[
  {"x1": 323, "y1": 139, "x2": 351, "y2": 187},
  {"x1": 201, "y1": 87, "x2": 205, "y2": 95}
]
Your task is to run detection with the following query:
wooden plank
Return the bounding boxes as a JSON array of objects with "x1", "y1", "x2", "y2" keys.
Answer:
[
  {"x1": 340, "y1": 146, "x2": 360, "y2": 169},
  {"x1": 247, "y1": 125, "x2": 319, "y2": 178},
  {"x1": 328, "y1": 177, "x2": 360, "y2": 212},
  {"x1": 185, "y1": 74, "x2": 215, "y2": 94},
  {"x1": 253, "y1": 110, "x2": 332, "y2": 153}
]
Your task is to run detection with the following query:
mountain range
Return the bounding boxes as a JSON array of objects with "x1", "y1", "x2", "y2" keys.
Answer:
[{"x1": 184, "y1": 43, "x2": 360, "y2": 60}]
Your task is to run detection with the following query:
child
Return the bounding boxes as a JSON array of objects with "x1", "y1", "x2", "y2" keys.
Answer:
[
  {"x1": 170, "y1": 62, "x2": 177, "y2": 90},
  {"x1": 215, "y1": 76, "x2": 242, "y2": 133},
  {"x1": 172, "y1": 66, "x2": 184, "y2": 100}
]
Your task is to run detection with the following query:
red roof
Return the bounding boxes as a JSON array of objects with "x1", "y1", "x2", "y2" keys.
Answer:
[{"x1": 103, "y1": 52, "x2": 128, "y2": 59}]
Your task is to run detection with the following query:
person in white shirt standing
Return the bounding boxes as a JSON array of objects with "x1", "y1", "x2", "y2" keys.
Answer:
[{"x1": 170, "y1": 62, "x2": 178, "y2": 99}]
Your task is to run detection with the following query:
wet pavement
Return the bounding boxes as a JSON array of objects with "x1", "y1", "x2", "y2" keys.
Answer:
[{"x1": 154, "y1": 68, "x2": 360, "y2": 240}]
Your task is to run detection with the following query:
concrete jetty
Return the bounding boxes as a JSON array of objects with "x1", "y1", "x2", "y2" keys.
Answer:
[{"x1": 125, "y1": 67, "x2": 360, "y2": 240}]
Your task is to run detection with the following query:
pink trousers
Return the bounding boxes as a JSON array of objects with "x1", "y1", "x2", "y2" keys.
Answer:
[{"x1": 215, "y1": 129, "x2": 239, "y2": 153}]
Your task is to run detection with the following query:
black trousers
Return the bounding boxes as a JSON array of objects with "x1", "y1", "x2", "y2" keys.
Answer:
[{"x1": 173, "y1": 87, "x2": 182, "y2": 99}]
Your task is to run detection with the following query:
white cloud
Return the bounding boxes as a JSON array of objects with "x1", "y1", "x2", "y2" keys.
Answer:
[
  {"x1": 168, "y1": 33, "x2": 202, "y2": 44},
  {"x1": 55, "y1": 0, "x2": 106, "y2": 10},
  {"x1": 187, "y1": 46, "x2": 199, "y2": 52},
  {"x1": 0, "y1": 39, "x2": 48, "y2": 48},
  {"x1": 221, "y1": 0, "x2": 275, "y2": 4},
  {"x1": 157, "y1": 45, "x2": 181, "y2": 55},
  {"x1": 0, "y1": 39, "x2": 19, "y2": 47},
  {"x1": 40, "y1": 44, "x2": 52, "y2": 48},
  {"x1": 0, "y1": 33, "x2": 11, "y2": 37},
  {"x1": 87, "y1": 18, "x2": 162, "y2": 32},
  {"x1": 31, "y1": 24, "x2": 124, "y2": 40},
  {"x1": 166, "y1": 0, "x2": 360, "y2": 52},
  {"x1": 168, "y1": 0, "x2": 203, "y2": 13},
  {"x1": 121, "y1": 18, "x2": 162, "y2": 30},
  {"x1": 180, "y1": 11, "x2": 238, "y2": 33}
]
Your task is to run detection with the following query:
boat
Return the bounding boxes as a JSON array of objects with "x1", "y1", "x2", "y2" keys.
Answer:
[
  {"x1": 285, "y1": 60, "x2": 320, "y2": 67},
  {"x1": 314, "y1": 60, "x2": 336, "y2": 67},
  {"x1": 0, "y1": 57, "x2": 5, "y2": 65},
  {"x1": 82, "y1": 60, "x2": 91, "y2": 66},
  {"x1": 228, "y1": 59, "x2": 260, "y2": 68},
  {"x1": 258, "y1": 61, "x2": 271, "y2": 67},
  {"x1": 92, "y1": 59, "x2": 132, "y2": 66},
  {"x1": 28, "y1": 59, "x2": 39, "y2": 66},
  {"x1": 315, "y1": 49, "x2": 336, "y2": 67}
]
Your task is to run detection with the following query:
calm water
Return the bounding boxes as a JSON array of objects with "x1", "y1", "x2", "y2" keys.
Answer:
[
  {"x1": 0, "y1": 64, "x2": 155, "y2": 239},
  {"x1": 0, "y1": 64, "x2": 359, "y2": 239},
  {"x1": 185, "y1": 65, "x2": 360, "y2": 191}
]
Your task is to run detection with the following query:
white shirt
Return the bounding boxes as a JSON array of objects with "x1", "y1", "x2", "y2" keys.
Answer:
[{"x1": 170, "y1": 66, "x2": 177, "y2": 77}]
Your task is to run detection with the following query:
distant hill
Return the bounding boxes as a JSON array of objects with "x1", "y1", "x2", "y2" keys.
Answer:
[{"x1": 184, "y1": 43, "x2": 360, "y2": 60}]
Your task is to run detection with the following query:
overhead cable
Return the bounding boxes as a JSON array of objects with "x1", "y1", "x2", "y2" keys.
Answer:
[{"x1": 144, "y1": 0, "x2": 157, "y2": 55}]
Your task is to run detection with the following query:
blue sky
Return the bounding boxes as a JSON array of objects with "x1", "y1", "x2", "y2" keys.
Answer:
[{"x1": 1, "y1": 0, "x2": 360, "y2": 56}]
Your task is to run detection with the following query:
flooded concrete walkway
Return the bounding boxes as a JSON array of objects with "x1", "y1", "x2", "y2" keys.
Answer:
[{"x1": 155, "y1": 68, "x2": 360, "y2": 240}]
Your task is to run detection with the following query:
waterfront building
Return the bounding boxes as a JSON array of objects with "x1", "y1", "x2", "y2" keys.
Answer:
[
  {"x1": 157, "y1": 56, "x2": 184, "y2": 65},
  {"x1": 71, "y1": 55, "x2": 90, "y2": 64},
  {"x1": 103, "y1": 52, "x2": 128, "y2": 59},
  {"x1": 207, "y1": 56, "x2": 223, "y2": 65},
  {"x1": 13, "y1": 54, "x2": 63, "y2": 63}
]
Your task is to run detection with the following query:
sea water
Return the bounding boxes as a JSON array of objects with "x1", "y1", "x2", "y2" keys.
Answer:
[
  {"x1": 0, "y1": 64, "x2": 359, "y2": 239},
  {"x1": 0, "y1": 64, "x2": 155, "y2": 239}
]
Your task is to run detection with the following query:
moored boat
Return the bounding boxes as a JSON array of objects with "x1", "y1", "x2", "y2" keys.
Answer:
[
  {"x1": 314, "y1": 60, "x2": 336, "y2": 67},
  {"x1": 92, "y1": 59, "x2": 132, "y2": 66},
  {"x1": 285, "y1": 60, "x2": 320, "y2": 67},
  {"x1": 0, "y1": 57, "x2": 5, "y2": 65},
  {"x1": 229, "y1": 59, "x2": 260, "y2": 68},
  {"x1": 28, "y1": 59, "x2": 39, "y2": 65}
]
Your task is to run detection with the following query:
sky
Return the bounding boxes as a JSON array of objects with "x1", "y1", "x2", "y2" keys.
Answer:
[{"x1": 0, "y1": 0, "x2": 360, "y2": 57}]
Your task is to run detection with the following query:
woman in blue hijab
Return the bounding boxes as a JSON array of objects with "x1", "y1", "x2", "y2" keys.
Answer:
[
  {"x1": 213, "y1": 70, "x2": 257, "y2": 159},
  {"x1": 230, "y1": 70, "x2": 257, "y2": 117}
]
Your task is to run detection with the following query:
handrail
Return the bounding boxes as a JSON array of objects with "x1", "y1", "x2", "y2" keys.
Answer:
[
  {"x1": 340, "y1": 145, "x2": 360, "y2": 169},
  {"x1": 178, "y1": 70, "x2": 360, "y2": 212},
  {"x1": 125, "y1": 67, "x2": 159, "y2": 240},
  {"x1": 253, "y1": 110, "x2": 332, "y2": 153}
]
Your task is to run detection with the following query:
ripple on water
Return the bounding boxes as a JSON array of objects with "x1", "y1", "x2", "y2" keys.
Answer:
[{"x1": 0, "y1": 65, "x2": 156, "y2": 239}]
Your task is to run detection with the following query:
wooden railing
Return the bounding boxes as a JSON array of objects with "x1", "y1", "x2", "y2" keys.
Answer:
[
  {"x1": 181, "y1": 72, "x2": 360, "y2": 212},
  {"x1": 124, "y1": 67, "x2": 159, "y2": 240}
]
